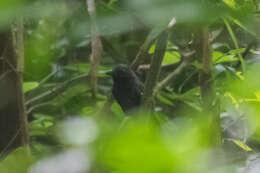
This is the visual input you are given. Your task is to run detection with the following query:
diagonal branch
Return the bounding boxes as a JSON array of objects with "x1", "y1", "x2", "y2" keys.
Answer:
[
  {"x1": 153, "y1": 50, "x2": 195, "y2": 96},
  {"x1": 25, "y1": 74, "x2": 89, "y2": 106}
]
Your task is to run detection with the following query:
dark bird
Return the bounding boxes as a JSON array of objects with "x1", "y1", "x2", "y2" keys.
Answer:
[{"x1": 107, "y1": 64, "x2": 144, "y2": 113}]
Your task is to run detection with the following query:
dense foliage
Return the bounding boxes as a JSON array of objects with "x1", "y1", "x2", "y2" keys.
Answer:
[{"x1": 1, "y1": 0, "x2": 260, "y2": 173}]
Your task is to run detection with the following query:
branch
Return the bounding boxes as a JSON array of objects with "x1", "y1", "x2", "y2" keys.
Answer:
[
  {"x1": 26, "y1": 102, "x2": 52, "y2": 114},
  {"x1": 130, "y1": 39, "x2": 155, "y2": 71},
  {"x1": 153, "y1": 51, "x2": 195, "y2": 96},
  {"x1": 25, "y1": 74, "x2": 89, "y2": 106},
  {"x1": 137, "y1": 61, "x2": 181, "y2": 73}
]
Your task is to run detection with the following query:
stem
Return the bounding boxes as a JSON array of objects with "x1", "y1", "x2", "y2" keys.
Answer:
[
  {"x1": 142, "y1": 31, "x2": 168, "y2": 109},
  {"x1": 86, "y1": 0, "x2": 103, "y2": 104},
  {"x1": 195, "y1": 26, "x2": 221, "y2": 146}
]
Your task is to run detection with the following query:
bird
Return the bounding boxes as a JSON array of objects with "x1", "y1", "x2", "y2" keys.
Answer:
[{"x1": 107, "y1": 64, "x2": 144, "y2": 113}]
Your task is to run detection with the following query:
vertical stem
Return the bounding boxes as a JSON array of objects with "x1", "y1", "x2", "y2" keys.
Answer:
[
  {"x1": 142, "y1": 18, "x2": 175, "y2": 111},
  {"x1": 142, "y1": 31, "x2": 168, "y2": 110},
  {"x1": 195, "y1": 26, "x2": 221, "y2": 147},
  {"x1": 87, "y1": 0, "x2": 103, "y2": 104}
]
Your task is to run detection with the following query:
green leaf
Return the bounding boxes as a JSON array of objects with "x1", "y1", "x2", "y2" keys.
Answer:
[
  {"x1": 212, "y1": 51, "x2": 238, "y2": 63},
  {"x1": 148, "y1": 44, "x2": 156, "y2": 54},
  {"x1": 231, "y1": 139, "x2": 252, "y2": 151},
  {"x1": 23, "y1": 82, "x2": 39, "y2": 93},
  {"x1": 29, "y1": 114, "x2": 54, "y2": 136},
  {"x1": 81, "y1": 106, "x2": 94, "y2": 115},
  {"x1": 111, "y1": 102, "x2": 125, "y2": 119},
  {"x1": 157, "y1": 93, "x2": 174, "y2": 106},
  {"x1": 162, "y1": 51, "x2": 180, "y2": 65},
  {"x1": 150, "y1": 41, "x2": 180, "y2": 64},
  {"x1": 222, "y1": 0, "x2": 237, "y2": 9},
  {"x1": 228, "y1": 48, "x2": 246, "y2": 55},
  {"x1": 0, "y1": 147, "x2": 34, "y2": 173}
]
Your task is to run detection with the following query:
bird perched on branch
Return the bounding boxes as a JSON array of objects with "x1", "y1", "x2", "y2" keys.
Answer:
[{"x1": 107, "y1": 64, "x2": 144, "y2": 113}]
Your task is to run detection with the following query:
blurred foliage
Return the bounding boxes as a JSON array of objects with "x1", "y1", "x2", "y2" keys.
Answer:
[{"x1": 0, "y1": 0, "x2": 260, "y2": 172}]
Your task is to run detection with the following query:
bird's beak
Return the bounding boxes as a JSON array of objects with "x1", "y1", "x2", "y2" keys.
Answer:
[{"x1": 106, "y1": 71, "x2": 112, "y2": 76}]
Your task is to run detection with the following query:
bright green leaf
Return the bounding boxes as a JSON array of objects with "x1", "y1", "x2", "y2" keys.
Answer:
[{"x1": 23, "y1": 82, "x2": 39, "y2": 93}]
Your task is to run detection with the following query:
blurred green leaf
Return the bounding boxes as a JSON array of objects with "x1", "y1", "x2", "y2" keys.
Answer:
[
  {"x1": 111, "y1": 102, "x2": 125, "y2": 119},
  {"x1": 230, "y1": 139, "x2": 253, "y2": 151},
  {"x1": 212, "y1": 51, "x2": 238, "y2": 63},
  {"x1": 23, "y1": 82, "x2": 39, "y2": 93},
  {"x1": 157, "y1": 93, "x2": 174, "y2": 106},
  {"x1": 0, "y1": 147, "x2": 34, "y2": 173},
  {"x1": 163, "y1": 51, "x2": 180, "y2": 65}
]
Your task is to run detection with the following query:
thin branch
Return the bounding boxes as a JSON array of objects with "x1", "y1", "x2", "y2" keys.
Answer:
[
  {"x1": 25, "y1": 74, "x2": 89, "y2": 106},
  {"x1": 24, "y1": 68, "x2": 61, "y2": 95},
  {"x1": 153, "y1": 51, "x2": 195, "y2": 96},
  {"x1": 137, "y1": 61, "x2": 181, "y2": 73},
  {"x1": 0, "y1": 70, "x2": 11, "y2": 81},
  {"x1": 0, "y1": 127, "x2": 21, "y2": 158},
  {"x1": 130, "y1": 39, "x2": 155, "y2": 71},
  {"x1": 26, "y1": 102, "x2": 52, "y2": 114}
]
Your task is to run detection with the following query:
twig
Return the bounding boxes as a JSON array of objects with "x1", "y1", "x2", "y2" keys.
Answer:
[
  {"x1": 25, "y1": 74, "x2": 89, "y2": 106},
  {"x1": 26, "y1": 102, "x2": 52, "y2": 114},
  {"x1": 0, "y1": 127, "x2": 21, "y2": 158},
  {"x1": 153, "y1": 51, "x2": 195, "y2": 96},
  {"x1": 0, "y1": 70, "x2": 11, "y2": 81},
  {"x1": 137, "y1": 61, "x2": 181, "y2": 73},
  {"x1": 24, "y1": 68, "x2": 61, "y2": 95},
  {"x1": 38, "y1": 69, "x2": 59, "y2": 86},
  {"x1": 130, "y1": 40, "x2": 155, "y2": 71}
]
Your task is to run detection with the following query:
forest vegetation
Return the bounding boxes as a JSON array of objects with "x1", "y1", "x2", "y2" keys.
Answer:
[{"x1": 0, "y1": 0, "x2": 260, "y2": 173}]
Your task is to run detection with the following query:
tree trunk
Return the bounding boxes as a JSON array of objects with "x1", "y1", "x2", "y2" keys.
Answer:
[{"x1": 0, "y1": 18, "x2": 28, "y2": 157}]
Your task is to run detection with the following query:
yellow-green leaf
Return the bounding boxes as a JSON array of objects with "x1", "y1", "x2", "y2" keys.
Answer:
[
  {"x1": 23, "y1": 82, "x2": 39, "y2": 93},
  {"x1": 231, "y1": 139, "x2": 252, "y2": 151}
]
